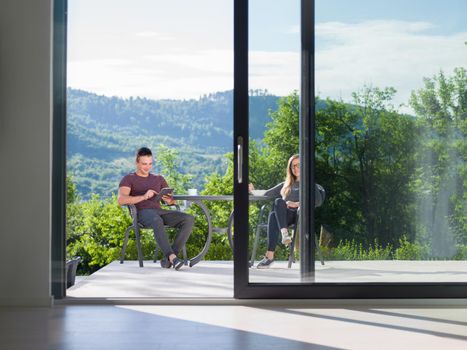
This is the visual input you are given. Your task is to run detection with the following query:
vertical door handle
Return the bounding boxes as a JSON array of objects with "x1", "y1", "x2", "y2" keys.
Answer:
[{"x1": 237, "y1": 136, "x2": 243, "y2": 183}]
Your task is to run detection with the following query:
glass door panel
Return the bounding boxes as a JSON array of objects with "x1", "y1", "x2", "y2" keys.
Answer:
[
  {"x1": 247, "y1": 0, "x2": 302, "y2": 283},
  {"x1": 311, "y1": 0, "x2": 467, "y2": 283},
  {"x1": 234, "y1": 0, "x2": 466, "y2": 298}
]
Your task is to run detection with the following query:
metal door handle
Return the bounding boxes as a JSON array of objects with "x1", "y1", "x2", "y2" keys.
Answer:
[{"x1": 237, "y1": 136, "x2": 243, "y2": 183}]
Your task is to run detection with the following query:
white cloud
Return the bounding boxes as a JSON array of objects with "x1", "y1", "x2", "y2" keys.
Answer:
[
  {"x1": 67, "y1": 20, "x2": 466, "y2": 110},
  {"x1": 249, "y1": 51, "x2": 300, "y2": 95},
  {"x1": 136, "y1": 31, "x2": 175, "y2": 41},
  {"x1": 144, "y1": 50, "x2": 233, "y2": 74},
  {"x1": 315, "y1": 20, "x2": 467, "y2": 111},
  {"x1": 287, "y1": 24, "x2": 300, "y2": 34},
  {"x1": 68, "y1": 50, "x2": 234, "y2": 100},
  {"x1": 68, "y1": 49, "x2": 299, "y2": 99},
  {"x1": 136, "y1": 31, "x2": 161, "y2": 37}
]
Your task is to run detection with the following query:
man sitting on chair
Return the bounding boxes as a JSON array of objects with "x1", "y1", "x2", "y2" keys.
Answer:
[{"x1": 118, "y1": 147, "x2": 194, "y2": 270}]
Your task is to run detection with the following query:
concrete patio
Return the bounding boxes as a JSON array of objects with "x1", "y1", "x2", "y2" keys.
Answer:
[{"x1": 67, "y1": 260, "x2": 467, "y2": 299}]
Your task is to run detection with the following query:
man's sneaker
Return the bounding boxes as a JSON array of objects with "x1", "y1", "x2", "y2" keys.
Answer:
[
  {"x1": 257, "y1": 256, "x2": 274, "y2": 269},
  {"x1": 160, "y1": 257, "x2": 172, "y2": 269},
  {"x1": 281, "y1": 231, "x2": 292, "y2": 245}
]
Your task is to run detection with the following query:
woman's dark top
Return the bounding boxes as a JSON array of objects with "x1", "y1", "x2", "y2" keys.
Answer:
[
  {"x1": 264, "y1": 181, "x2": 299, "y2": 202},
  {"x1": 263, "y1": 181, "x2": 325, "y2": 207}
]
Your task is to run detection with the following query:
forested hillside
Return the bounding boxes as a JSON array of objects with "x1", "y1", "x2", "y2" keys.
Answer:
[{"x1": 67, "y1": 88, "x2": 280, "y2": 199}]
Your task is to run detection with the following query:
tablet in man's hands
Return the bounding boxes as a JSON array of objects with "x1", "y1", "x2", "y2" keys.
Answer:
[{"x1": 153, "y1": 187, "x2": 173, "y2": 202}]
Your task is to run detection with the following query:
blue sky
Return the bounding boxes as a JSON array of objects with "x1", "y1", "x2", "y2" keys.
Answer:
[
  {"x1": 316, "y1": 0, "x2": 467, "y2": 34},
  {"x1": 68, "y1": 0, "x2": 466, "y2": 111}
]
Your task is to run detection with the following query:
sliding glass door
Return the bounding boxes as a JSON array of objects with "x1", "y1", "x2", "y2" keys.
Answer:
[
  {"x1": 234, "y1": 0, "x2": 323, "y2": 298},
  {"x1": 233, "y1": 0, "x2": 467, "y2": 298}
]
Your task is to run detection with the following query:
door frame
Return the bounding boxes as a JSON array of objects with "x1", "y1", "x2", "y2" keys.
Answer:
[
  {"x1": 51, "y1": 0, "x2": 68, "y2": 300},
  {"x1": 52, "y1": 0, "x2": 467, "y2": 300}
]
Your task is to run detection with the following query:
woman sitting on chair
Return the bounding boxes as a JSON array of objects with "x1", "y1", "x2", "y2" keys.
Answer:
[{"x1": 250, "y1": 154, "x2": 300, "y2": 269}]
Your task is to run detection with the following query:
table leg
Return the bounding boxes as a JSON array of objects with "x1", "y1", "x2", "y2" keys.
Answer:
[
  {"x1": 187, "y1": 200, "x2": 213, "y2": 267},
  {"x1": 226, "y1": 210, "x2": 234, "y2": 251}
]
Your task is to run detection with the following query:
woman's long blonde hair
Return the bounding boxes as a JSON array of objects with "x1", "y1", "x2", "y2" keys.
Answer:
[{"x1": 280, "y1": 154, "x2": 299, "y2": 199}]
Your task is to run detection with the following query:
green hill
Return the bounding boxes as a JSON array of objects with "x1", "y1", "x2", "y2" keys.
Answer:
[{"x1": 67, "y1": 88, "x2": 280, "y2": 199}]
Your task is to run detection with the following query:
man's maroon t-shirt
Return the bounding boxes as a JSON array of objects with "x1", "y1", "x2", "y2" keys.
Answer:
[{"x1": 119, "y1": 173, "x2": 169, "y2": 210}]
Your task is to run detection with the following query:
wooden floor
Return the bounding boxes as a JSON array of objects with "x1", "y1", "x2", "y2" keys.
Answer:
[
  {"x1": 67, "y1": 260, "x2": 467, "y2": 299},
  {"x1": 1, "y1": 304, "x2": 466, "y2": 349}
]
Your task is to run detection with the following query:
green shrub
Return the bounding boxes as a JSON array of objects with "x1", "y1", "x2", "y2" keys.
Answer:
[
  {"x1": 453, "y1": 244, "x2": 467, "y2": 260},
  {"x1": 67, "y1": 194, "x2": 132, "y2": 274},
  {"x1": 364, "y1": 240, "x2": 393, "y2": 260},
  {"x1": 324, "y1": 239, "x2": 392, "y2": 261},
  {"x1": 329, "y1": 240, "x2": 361, "y2": 260},
  {"x1": 393, "y1": 235, "x2": 429, "y2": 260}
]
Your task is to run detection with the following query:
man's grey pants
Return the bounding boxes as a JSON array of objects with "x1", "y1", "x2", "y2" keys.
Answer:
[{"x1": 137, "y1": 208, "x2": 195, "y2": 257}]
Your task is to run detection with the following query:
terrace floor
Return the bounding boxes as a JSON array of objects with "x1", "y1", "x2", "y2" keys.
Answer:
[
  {"x1": 3, "y1": 304, "x2": 467, "y2": 350},
  {"x1": 67, "y1": 260, "x2": 467, "y2": 299}
]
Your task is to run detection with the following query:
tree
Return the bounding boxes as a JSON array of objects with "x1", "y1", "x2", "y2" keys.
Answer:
[
  {"x1": 316, "y1": 87, "x2": 417, "y2": 246},
  {"x1": 66, "y1": 174, "x2": 79, "y2": 204},
  {"x1": 409, "y1": 68, "x2": 466, "y2": 257},
  {"x1": 261, "y1": 91, "x2": 300, "y2": 186},
  {"x1": 155, "y1": 145, "x2": 192, "y2": 193}
]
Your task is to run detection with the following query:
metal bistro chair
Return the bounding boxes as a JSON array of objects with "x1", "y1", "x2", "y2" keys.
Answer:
[
  {"x1": 287, "y1": 209, "x2": 325, "y2": 268},
  {"x1": 120, "y1": 204, "x2": 187, "y2": 267},
  {"x1": 250, "y1": 205, "x2": 324, "y2": 268}
]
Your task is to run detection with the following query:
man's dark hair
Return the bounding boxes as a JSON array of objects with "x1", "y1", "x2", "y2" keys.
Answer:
[{"x1": 136, "y1": 147, "x2": 152, "y2": 161}]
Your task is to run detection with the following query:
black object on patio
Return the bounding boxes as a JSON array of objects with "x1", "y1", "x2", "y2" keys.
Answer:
[{"x1": 66, "y1": 257, "x2": 81, "y2": 288}]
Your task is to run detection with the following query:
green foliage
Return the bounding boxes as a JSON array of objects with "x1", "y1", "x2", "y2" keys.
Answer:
[
  {"x1": 155, "y1": 145, "x2": 193, "y2": 193},
  {"x1": 393, "y1": 236, "x2": 429, "y2": 260},
  {"x1": 249, "y1": 86, "x2": 421, "y2": 249},
  {"x1": 67, "y1": 88, "x2": 279, "y2": 199},
  {"x1": 198, "y1": 156, "x2": 236, "y2": 260},
  {"x1": 409, "y1": 68, "x2": 466, "y2": 257},
  {"x1": 323, "y1": 239, "x2": 393, "y2": 261},
  {"x1": 316, "y1": 87, "x2": 418, "y2": 247},
  {"x1": 178, "y1": 203, "x2": 233, "y2": 261},
  {"x1": 66, "y1": 194, "x2": 132, "y2": 274},
  {"x1": 246, "y1": 92, "x2": 305, "y2": 194},
  {"x1": 262, "y1": 91, "x2": 300, "y2": 181},
  {"x1": 66, "y1": 175, "x2": 79, "y2": 204},
  {"x1": 453, "y1": 244, "x2": 467, "y2": 260}
]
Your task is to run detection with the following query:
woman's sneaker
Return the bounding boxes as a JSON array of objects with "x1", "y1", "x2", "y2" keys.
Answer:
[
  {"x1": 257, "y1": 256, "x2": 274, "y2": 269},
  {"x1": 172, "y1": 257, "x2": 185, "y2": 271},
  {"x1": 281, "y1": 231, "x2": 292, "y2": 245}
]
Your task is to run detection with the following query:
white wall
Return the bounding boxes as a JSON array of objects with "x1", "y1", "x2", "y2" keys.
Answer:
[{"x1": 0, "y1": 0, "x2": 53, "y2": 306}]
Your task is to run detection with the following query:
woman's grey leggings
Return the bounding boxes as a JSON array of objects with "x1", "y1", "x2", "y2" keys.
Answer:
[{"x1": 267, "y1": 198, "x2": 297, "y2": 251}]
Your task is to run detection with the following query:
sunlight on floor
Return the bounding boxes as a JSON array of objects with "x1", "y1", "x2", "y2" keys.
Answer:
[{"x1": 117, "y1": 305, "x2": 467, "y2": 350}]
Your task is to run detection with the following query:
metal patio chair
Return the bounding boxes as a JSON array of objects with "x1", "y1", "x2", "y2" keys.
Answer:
[
  {"x1": 120, "y1": 204, "x2": 187, "y2": 267},
  {"x1": 250, "y1": 206, "x2": 324, "y2": 268}
]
